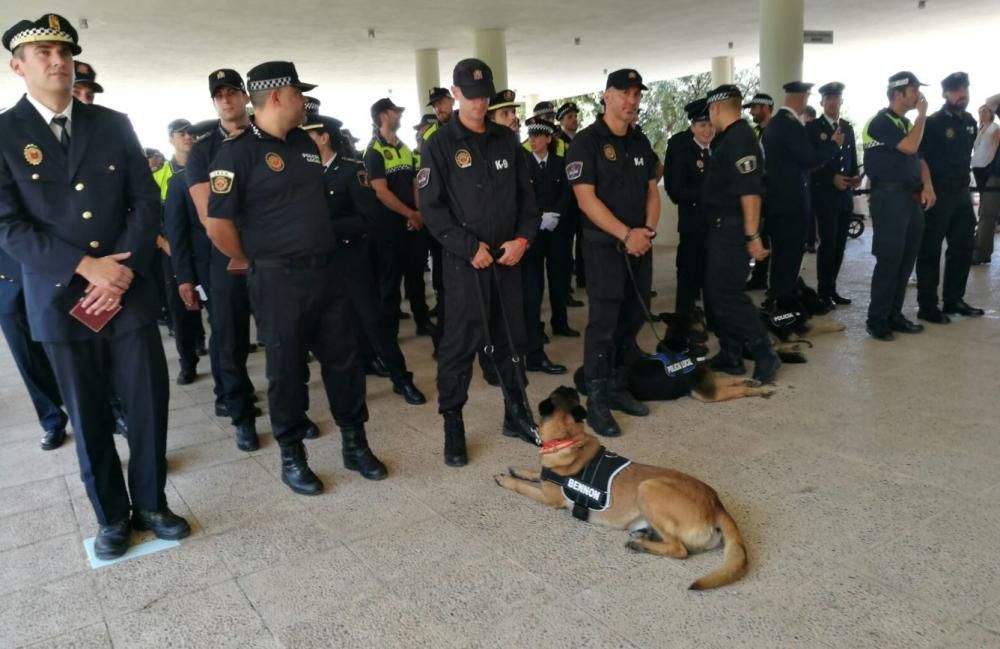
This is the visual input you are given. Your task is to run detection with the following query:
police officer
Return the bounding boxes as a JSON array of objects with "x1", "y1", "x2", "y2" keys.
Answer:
[
  {"x1": 523, "y1": 102, "x2": 566, "y2": 157},
  {"x1": 185, "y1": 68, "x2": 263, "y2": 449},
  {"x1": 807, "y1": 82, "x2": 860, "y2": 310},
  {"x1": 71, "y1": 60, "x2": 102, "y2": 104},
  {"x1": 523, "y1": 116, "x2": 573, "y2": 376},
  {"x1": 415, "y1": 113, "x2": 438, "y2": 141},
  {"x1": 421, "y1": 87, "x2": 454, "y2": 142},
  {"x1": 0, "y1": 14, "x2": 188, "y2": 559},
  {"x1": 419, "y1": 59, "x2": 541, "y2": 466},
  {"x1": 742, "y1": 92, "x2": 774, "y2": 291},
  {"x1": 701, "y1": 85, "x2": 781, "y2": 383},
  {"x1": 862, "y1": 71, "x2": 935, "y2": 340},
  {"x1": 488, "y1": 89, "x2": 521, "y2": 130},
  {"x1": 665, "y1": 98, "x2": 714, "y2": 323},
  {"x1": 365, "y1": 98, "x2": 434, "y2": 337},
  {"x1": 761, "y1": 81, "x2": 840, "y2": 315},
  {"x1": 556, "y1": 101, "x2": 586, "y2": 307},
  {"x1": 915, "y1": 72, "x2": 985, "y2": 322},
  {"x1": 207, "y1": 61, "x2": 386, "y2": 492},
  {"x1": 565, "y1": 68, "x2": 659, "y2": 438},
  {"x1": 0, "y1": 247, "x2": 68, "y2": 450},
  {"x1": 302, "y1": 114, "x2": 427, "y2": 407},
  {"x1": 556, "y1": 102, "x2": 580, "y2": 144}
]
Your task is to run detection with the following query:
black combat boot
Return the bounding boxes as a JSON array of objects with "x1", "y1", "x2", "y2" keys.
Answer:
[
  {"x1": 279, "y1": 442, "x2": 323, "y2": 495},
  {"x1": 502, "y1": 399, "x2": 538, "y2": 445},
  {"x1": 709, "y1": 337, "x2": 746, "y2": 375},
  {"x1": 608, "y1": 367, "x2": 649, "y2": 416},
  {"x1": 585, "y1": 379, "x2": 621, "y2": 437},
  {"x1": 748, "y1": 336, "x2": 781, "y2": 385},
  {"x1": 234, "y1": 419, "x2": 259, "y2": 452},
  {"x1": 341, "y1": 425, "x2": 388, "y2": 480},
  {"x1": 442, "y1": 410, "x2": 468, "y2": 467}
]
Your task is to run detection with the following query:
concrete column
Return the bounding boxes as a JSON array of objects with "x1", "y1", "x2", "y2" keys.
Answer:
[
  {"x1": 758, "y1": 0, "x2": 803, "y2": 98},
  {"x1": 525, "y1": 93, "x2": 539, "y2": 117},
  {"x1": 474, "y1": 29, "x2": 508, "y2": 92},
  {"x1": 415, "y1": 48, "x2": 440, "y2": 115},
  {"x1": 711, "y1": 56, "x2": 734, "y2": 86}
]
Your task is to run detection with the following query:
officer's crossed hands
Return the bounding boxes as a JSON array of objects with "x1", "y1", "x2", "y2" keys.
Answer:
[
  {"x1": 471, "y1": 241, "x2": 494, "y2": 269},
  {"x1": 496, "y1": 238, "x2": 527, "y2": 266},
  {"x1": 623, "y1": 227, "x2": 654, "y2": 257},
  {"x1": 76, "y1": 252, "x2": 134, "y2": 315}
]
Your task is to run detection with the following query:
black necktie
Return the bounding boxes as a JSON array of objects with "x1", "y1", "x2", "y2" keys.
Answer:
[
  {"x1": 52, "y1": 116, "x2": 70, "y2": 151},
  {"x1": 539, "y1": 159, "x2": 546, "y2": 169}
]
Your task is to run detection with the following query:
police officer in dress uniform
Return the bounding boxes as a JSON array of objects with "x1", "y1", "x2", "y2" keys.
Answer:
[
  {"x1": 807, "y1": 82, "x2": 860, "y2": 310},
  {"x1": 523, "y1": 116, "x2": 574, "y2": 376},
  {"x1": 418, "y1": 59, "x2": 541, "y2": 467},
  {"x1": 743, "y1": 92, "x2": 774, "y2": 291},
  {"x1": 488, "y1": 88, "x2": 521, "y2": 130},
  {"x1": 0, "y1": 14, "x2": 189, "y2": 559},
  {"x1": 71, "y1": 60, "x2": 102, "y2": 105},
  {"x1": 0, "y1": 246, "x2": 69, "y2": 450},
  {"x1": 523, "y1": 102, "x2": 566, "y2": 157},
  {"x1": 207, "y1": 61, "x2": 387, "y2": 491},
  {"x1": 565, "y1": 68, "x2": 660, "y2": 438},
  {"x1": 664, "y1": 97, "x2": 714, "y2": 324},
  {"x1": 915, "y1": 72, "x2": 985, "y2": 322},
  {"x1": 185, "y1": 69, "x2": 264, "y2": 450},
  {"x1": 302, "y1": 114, "x2": 427, "y2": 406},
  {"x1": 761, "y1": 81, "x2": 841, "y2": 315},
  {"x1": 862, "y1": 71, "x2": 936, "y2": 340},
  {"x1": 701, "y1": 85, "x2": 781, "y2": 383}
]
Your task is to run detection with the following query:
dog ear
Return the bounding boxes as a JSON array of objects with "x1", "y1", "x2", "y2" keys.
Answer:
[
  {"x1": 538, "y1": 398, "x2": 555, "y2": 418},
  {"x1": 571, "y1": 405, "x2": 587, "y2": 422}
]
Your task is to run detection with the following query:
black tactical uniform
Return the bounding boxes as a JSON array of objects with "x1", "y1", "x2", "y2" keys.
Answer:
[
  {"x1": 419, "y1": 59, "x2": 540, "y2": 467},
  {"x1": 916, "y1": 72, "x2": 984, "y2": 320}
]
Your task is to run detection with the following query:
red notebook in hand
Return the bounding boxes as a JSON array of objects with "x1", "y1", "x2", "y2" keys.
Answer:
[{"x1": 69, "y1": 300, "x2": 122, "y2": 333}]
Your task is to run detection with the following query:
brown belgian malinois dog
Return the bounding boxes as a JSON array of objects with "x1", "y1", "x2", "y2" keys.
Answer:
[{"x1": 495, "y1": 386, "x2": 748, "y2": 590}]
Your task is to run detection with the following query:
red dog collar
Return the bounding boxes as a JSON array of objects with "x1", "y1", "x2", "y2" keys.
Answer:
[{"x1": 539, "y1": 438, "x2": 577, "y2": 455}]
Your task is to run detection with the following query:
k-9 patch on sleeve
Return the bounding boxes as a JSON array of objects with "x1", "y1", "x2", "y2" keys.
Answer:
[
  {"x1": 566, "y1": 161, "x2": 583, "y2": 181},
  {"x1": 209, "y1": 170, "x2": 235, "y2": 194},
  {"x1": 416, "y1": 167, "x2": 431, "y2": 189},
  {"x1": 735, "y1": 156, "x2": 757, "y2": 174}
]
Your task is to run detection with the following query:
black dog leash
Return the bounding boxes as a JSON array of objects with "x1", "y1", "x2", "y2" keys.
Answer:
[
  {"x1": 616, "y1": 240, "x2": 664, "y2": 345},
  {"x1": 470, "y1": 247, "x2": 541, "y2": 447}
]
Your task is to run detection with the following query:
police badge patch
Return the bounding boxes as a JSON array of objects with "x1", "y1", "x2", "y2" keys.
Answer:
[
  {"x1": 820, "y1": 132, "x2": 828, "y2": 141},
  {"x1": 566, "y1": 161, "x2": 583, "y2": 181},
  {"x1": 603, "y1": 144, "x2": 617, "y2": 161},
  {"x1": 357, "y1": 169, "x2": 370, "y2": 188},
  {"x1": 454, "y1": 149, "x2": 472, "y2": 168},
  {"x1": 735, "y1": 155, "x2": 757, "y2": 174},
  {"x1": 265, "y1": 152, "x2": 285, "y2": 172},
  {"x1": 23, "y1": 144, "x2": 43, "y2": 166},
  {"x1": 945, "y1": 128, "x2": 955, "y2": 139},
  {"x1": 209, "y1": 170, "x2": 235, "y2": 194},
  {"x1": 416, "y1": 167, "x2": 431, "y2": 189},
  {"x1": 383, "y1": 149, "x2": 395, "y2": 161}
]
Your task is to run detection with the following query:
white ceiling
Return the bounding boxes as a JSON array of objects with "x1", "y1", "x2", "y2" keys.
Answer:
[{"x1": 2, "y1": 0, "x2": 995, "y2": 151}]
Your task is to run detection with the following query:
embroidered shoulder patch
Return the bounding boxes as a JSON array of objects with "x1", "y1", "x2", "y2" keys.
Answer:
[
  {"x1": 416, "y1": 167, "x2": 431, "y2": 189},
  {"x1": 209, "y1": 170, "x2": 235, "y2": 194},
  {"x1": 735, "y1": 155, "x2": 757, "y2": 174},
  {"x1": 356, "y1": 169, "x2": 370, "y2": 188},
  {"x1": 566, "y1": 161, "x2": 583, "y2": 181}
]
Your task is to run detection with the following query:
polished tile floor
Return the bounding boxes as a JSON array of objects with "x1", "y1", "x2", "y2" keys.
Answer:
[{"x1": 2, "y1": 233, "x2": 999, "y2": 649}]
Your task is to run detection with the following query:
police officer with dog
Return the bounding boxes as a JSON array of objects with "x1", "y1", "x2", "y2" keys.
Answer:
[
  {"x1": 418, "y1": 58, "x2": 540, "y2": 467},
  {"x1": 0, "y1": 13, "x2": 188, "y2": 559},
  {"x1": 207, "y1": 61, "x2": 387, "y2": 493},
  {"x1": 565, "y1": 68, "x2": 660, "y2": 438}
]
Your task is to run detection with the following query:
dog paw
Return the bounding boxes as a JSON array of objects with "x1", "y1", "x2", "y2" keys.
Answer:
[
  {"x1": 625, "y1": 540, "x2": 646, "y2": 554},
  {"x1": 629, "y1": 529, "x2": 649, "y2": 540},
  {"x1": 741, "y1": 379, "x2": 757, "y2": 387},
  {"x1": 493, "y1": 474, "x2": 510, "y2": 488},
  {"x1": 759, "y1": 389, "x2": 776, "y2": 399}
]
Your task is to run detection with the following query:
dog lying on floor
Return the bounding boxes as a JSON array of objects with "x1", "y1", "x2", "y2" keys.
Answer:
[
  {"x1": 761, "y1": 279, "x2": 847, "y2": 343},
  {"x1": 495, "y1": 386, "x2": 748, "y2": 590}
]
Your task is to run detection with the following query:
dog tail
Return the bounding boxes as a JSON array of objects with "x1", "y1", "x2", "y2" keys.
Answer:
[{"x1": 688, "y1": 509, "x2": 748, "y2": 591}]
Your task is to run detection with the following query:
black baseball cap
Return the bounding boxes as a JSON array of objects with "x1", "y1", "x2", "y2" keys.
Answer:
[
  {"x1": 684, "y1": 98, "x2": 709, "y2": 122},
  {"x1": 818, "y1": 82, "x2": 845, "y2": 97},
  {"x1": 426, "y1": 87, "x2": 452, "y2": 106},
  {"x1": 370, "y1": 97, "x2": 404, "y2": 122},
  {"x1": 941, "y1": 72, "x2": 969, "y2": 91},
  {"x1": 167, "y1": 119, "x2": 193, "y2": 135},
  {"x1": 606, "y1": 69, "x2": 648, "y2": 91},
  {"x1": 742, "y1": 93, "x2": 773, "y2": 108},
  {"x1": 3, "y1": 13, "x2": 80, "y2": 55},
  {"x1": 707, "y1": 85, "x2": 744, "y2": 106},
  {"x1": 887, "y1": 71, "x2": 926, "y2": 90},
  {"x1": 208, "y1": 69, "x2": 246, "y2": 96},
  {"x1": 782, "y1": 81, "x2": 813, "y2": 94},
  {"x1": 246, "y1": 61, "x2": 316, "y2": 93},
  {"x1": 73, "y1": 61, "x2": 103, "y2": 93},
  {"x1": 453, "y1": 58, "x2": 495, "y2": 100}
]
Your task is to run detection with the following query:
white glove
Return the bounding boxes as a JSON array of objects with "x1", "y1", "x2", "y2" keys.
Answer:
[{"x1": 540, "y1": 211, "x2": 561, "y2": 231}]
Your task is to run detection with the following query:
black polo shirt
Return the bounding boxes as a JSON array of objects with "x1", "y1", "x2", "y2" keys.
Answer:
[
  {"x1": 564, "y1": 117, "x2": 658, "y2": 243},
  {"x1": 862, "y1": 109, "x2": 921, "y2": 183},
  {"x1": 187, "y1": 123, "x2": 236, "y2": 187},
  {"x1": 207, "y1": 122, "x2": 335, "y2": 260},
  {"x1": 702, "y1": 119, "x2": 763, "y2": 215},
  {"x1": 322, "y1": 155, "x2": 379, "y2": 239},
  {"x1": 919, "y1": 105, "x2": 977, "y2": 189},
  {"x1": 364, "y1": 133, "x2": 417, "y2": 210}
]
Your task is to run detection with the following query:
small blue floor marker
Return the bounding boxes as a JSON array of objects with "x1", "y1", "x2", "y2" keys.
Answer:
[{"x1": 83, "y1": 536, "x2": 180, "y2": 569}]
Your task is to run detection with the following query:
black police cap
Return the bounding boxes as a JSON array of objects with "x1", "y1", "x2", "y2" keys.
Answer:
[
  {"x1": 304, "y1": 96, "x2": 321, "y2": 115},
  {"x1": 782, "y1": 81, "x2": 813, "y2": 94},
  {"x1": 741, "y1": 93, "x2": 773, "y2": 108},
  {"x1": 556, "y1": 102, "x2": 579, "y2": 120},
  {"x1": 453, "y1": 58, "x2": 495, "y2": 100},
  {"x1": 370, "y1": 97, "x2": 404, "y2": 122},
  {"x1": 73, "y1": 61, "x2": 103, "y2": 93},
  {"x1": 941, "y1": 72, "x2": 969, "y2": 91},
  {"x1": 413, "y1": 113, "x2": 438, "y2": 130},
  {"x1": 301, "y1": 114, "x2": 343, "y2": 135},
  {"x1": 532, "y1": 101, "x2": 556, "y2": 118},
  {"x1": 887, "y1": 71, "x2": 926, "y2": 90},
  {"x1": 3, "y1": 13, "x2": 80, "y2": 55},
  {"x1": 489, "y1": 89, "x2": 519, "y2": 111},
  {"x1": 708, "y1": 85, "x2": 744, "y2": 105},
  {"x1": 426, "y1": 87, "x2": 452, "y2": 106},
  {"x1": 209, "y1": 69, "x2": 246, "y2": 97},
  {"x1": 684, "y1": 98, "x2": 709, "y2": 122},
  {"x1": 818, "y1": 82, "x2": 845, "y2": 97},
  {"x1": 525, "y1": 116, "x2": 555, "y2": 136},
  {"x1": 167, "y1": 119, "x2": 193, "y2": 135},
  {"x1": 246, "y1": 61, "x2": 316, "y2": 93},
  {"x1": 606, "y1": 69, "x2": 648, "y2": 91}
]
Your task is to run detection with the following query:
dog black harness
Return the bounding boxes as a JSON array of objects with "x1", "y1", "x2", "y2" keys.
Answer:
[{"x1": 541, "y1": 447, "x2": 632, "y2": 521}]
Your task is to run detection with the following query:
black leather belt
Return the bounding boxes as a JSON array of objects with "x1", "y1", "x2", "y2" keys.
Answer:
[
  {"x1": 252, "y1": 254, "x2": 335, "y2": 270},
  {"x1": 871, "y1": 180, "x2": 922, "y2": 193}
]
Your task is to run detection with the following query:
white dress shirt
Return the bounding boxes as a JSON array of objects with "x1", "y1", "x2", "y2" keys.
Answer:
[{"x1": 25, "y1": 93, "x2": 73, "y2": 140}]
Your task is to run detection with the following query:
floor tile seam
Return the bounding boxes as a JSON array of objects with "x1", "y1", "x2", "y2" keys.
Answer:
[
  {"x1": 229, "y1": 574, "x2": 284, "y2": 647},
  {"x1": 14, "y1": 616, "x2": 108, "y2": 649},
  {"x1": 0, "y1": 484, "x2": 75, "y2": 523}
]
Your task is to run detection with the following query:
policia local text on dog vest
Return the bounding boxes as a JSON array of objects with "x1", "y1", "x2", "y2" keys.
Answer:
[{"x1": 542, "y1": 447, "x2": 632, "y2": 520}]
